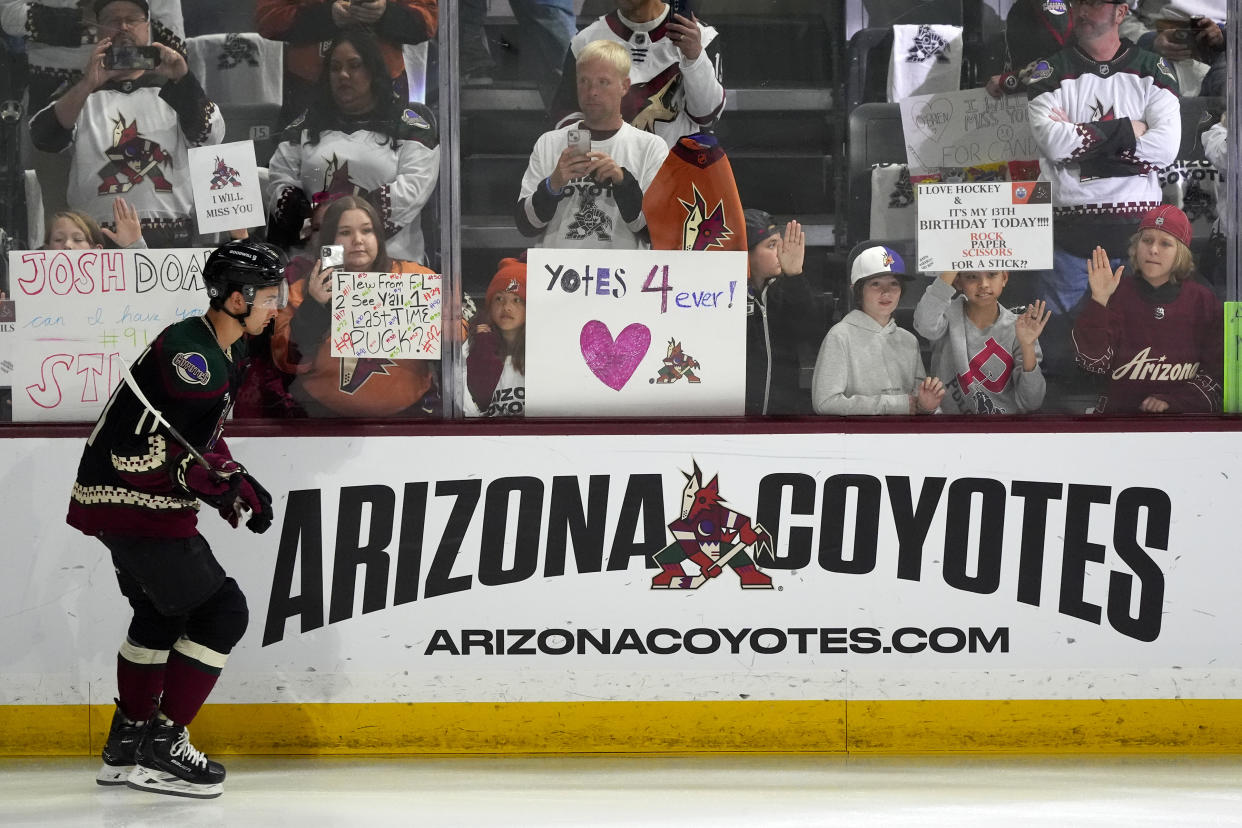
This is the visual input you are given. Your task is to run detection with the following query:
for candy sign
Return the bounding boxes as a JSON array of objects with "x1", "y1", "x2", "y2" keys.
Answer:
[{"x1": 525, "y1": 248, "x2": 746, "y2": 416}]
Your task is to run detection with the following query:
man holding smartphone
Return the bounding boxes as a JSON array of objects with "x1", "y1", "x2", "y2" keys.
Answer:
[
  {"x1": 29, "y1": 0, "x2": 224, "y2": 247},
  {"x1": 516, "y1": 40, "x2": 668, "y2": 249}
]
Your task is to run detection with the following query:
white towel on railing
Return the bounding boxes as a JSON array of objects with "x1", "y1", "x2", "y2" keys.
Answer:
[{"x1": 887, "y1": 24, "x2": 962, "y2": 103}]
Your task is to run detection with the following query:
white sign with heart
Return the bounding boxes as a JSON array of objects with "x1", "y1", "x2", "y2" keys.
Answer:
[
  {"x1": 899, "y1": 89, "x2": 1039, "y2": 172},
  {"x1": 524, "y1": 248, "x2": 746, "y2": 417}
]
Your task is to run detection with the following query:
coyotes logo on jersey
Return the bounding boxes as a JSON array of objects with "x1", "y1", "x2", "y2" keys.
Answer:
[
  {"x1": 98, "y1": 116, "x2": 172, "y2": 195},
  {"x1": 678, "y1": 184, "x2": 733, "y2": 251}
]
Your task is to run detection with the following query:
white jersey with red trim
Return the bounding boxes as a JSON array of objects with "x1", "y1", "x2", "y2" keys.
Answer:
[
  {"x1": 1026, "y1": 40, "x2": 1181, "y2": 221},
  {"x1": 555, "y1": 7, "x2": 724, "y2": 148}
]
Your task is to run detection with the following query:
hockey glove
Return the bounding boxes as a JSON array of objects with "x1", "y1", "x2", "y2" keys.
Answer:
[
  {"x1": 181, "y1": 453, "x2": 245, "y2": 504},
  {"x1": 240, "y1": 473, "x2": 275, "y2": 534}
]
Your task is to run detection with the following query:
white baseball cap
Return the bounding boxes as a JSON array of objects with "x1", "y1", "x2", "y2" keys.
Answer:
[{"x1": 849, "y1": 245, "x2": 913, "y2": 286}]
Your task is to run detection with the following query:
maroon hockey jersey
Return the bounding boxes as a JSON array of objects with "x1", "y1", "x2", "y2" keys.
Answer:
[{"x1": 1073, "y1": 276, "x2": 1222, "y2": 413}]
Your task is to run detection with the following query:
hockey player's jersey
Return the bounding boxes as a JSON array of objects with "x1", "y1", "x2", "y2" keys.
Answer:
[
  {"x1": 1073, "y1": 276, "x2": 1221, "y2": 413},
  {"x1": 913, "y1": 278, "x2": 1047, "y2": 415},
  {"x1": 516, "y1": 121, "x2": 669, "y2": 249},
  {"x1": 643, "y1": 133, "x2": 746, "y2": 253},
  {"x1": 30, "y1": 74, "x2": 224, "y2": 246},
  {"x1": 267, "y1": 104, "x2": 440, "y2": 265},
  {"x1": 551, "y1": 6, "x2": 724, "y2": 148},
  {"x1": 1026, "y1": 40, "x2": 1180, "y2": 255},
  {"x1": 67, "y1": 316, "x2": 247, "y2": 538},
  {"x1": 272, "y1": 260, "x2": 438, "y2": 417}
]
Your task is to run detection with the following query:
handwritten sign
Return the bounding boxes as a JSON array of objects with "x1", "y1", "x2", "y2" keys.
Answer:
[
  {"x1": 329, "y1": 270, "x2": 442, "y2": 360},
  {"x1": 916, "y1": 182, "x2": 1053, "y2": 272},
  {"x1": 7, "y1": 248, "x2": 210, "y2": 422},
  {"x1": 525, "y1": 248, "x2": 746, "y2": 417},
  {"x1": 187, "y1": 140, "x2": 263, "y2": 234},
  {"x1": 900, "y1": 89, "x2": 1038, "y2": 172}
]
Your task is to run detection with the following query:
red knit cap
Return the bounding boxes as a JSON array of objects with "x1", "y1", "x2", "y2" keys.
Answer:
[
  {"x1": 485, "y1": 258, "x2": 526, "y2": 308},
  {"x1": 1138, "y1": 204, "x2": 1192, "y2": 247}
]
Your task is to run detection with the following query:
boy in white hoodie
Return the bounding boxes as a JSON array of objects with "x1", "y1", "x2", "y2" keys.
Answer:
[
  {"x1": 914, "y1": 270, "x2": 1051, "y2": 414},
  {"x1": 812, "y1": 246, "x2": 945, "y2": 415}
]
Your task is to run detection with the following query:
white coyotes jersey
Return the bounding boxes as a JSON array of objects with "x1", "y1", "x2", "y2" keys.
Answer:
[
  {"x1": 1026, "y1": 42, "x2": 1180, "y2": 218},
  {"x1": 568, "y1": 8, "x2": 723, "y2": 148}
]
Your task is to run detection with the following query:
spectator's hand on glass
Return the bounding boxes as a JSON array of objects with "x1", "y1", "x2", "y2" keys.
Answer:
[
  {"x1": 550, "y1": 147, "x2": 592, "y2": 190},
  {"x1": 307, "y1": 259, "x2": 335, "y2": 306},
  {"x1": 912, "y1": 377, "x2": 944, "y2": 414},
  {"x1": 348, "y1": 0, "x2": 387, "y2": 24},
  {"x1": 985, "y1": 75, "x2": 1004, "y2": 98},
  {"x1": 666, "y1": 11, "x2": 703, "y2": 61},
  {"x1": 585, "y1": 151, "x2": 623, "y2": 185},
  {"x1": 777, "y1": 220, "x2": 804, "y2": 277},
  {"x1": 1087, "y1": 245, "x2": 1124, "y2": 306},
  {"x1": 151, "y1": 42, "x2": 188, "y2": 82},
  {"x1": 1047, "y1": 106, "x2": 1072, "y2": 123},
  {"x1": 101, "y1": 197, "x2": 143, "y2": 248},
  {"x1": 1139, "y1": 396, "x2": 1171, "y2": 413},
  {"x1": 1015, "y1": 300, "x2": 1051, "y2": 348}
]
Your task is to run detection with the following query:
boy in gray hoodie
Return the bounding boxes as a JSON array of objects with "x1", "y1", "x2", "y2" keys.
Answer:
[
  {"x1": 914, "y1": 269, "x2": 1051, "y2": 414},
  {"x1": 812, "y1": 245, "x2": 945, "y2": 415}
]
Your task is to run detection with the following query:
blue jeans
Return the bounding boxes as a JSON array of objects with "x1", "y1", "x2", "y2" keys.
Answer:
[{"x1": 510, "y1": 0, "x2": 576, "y2": 106}]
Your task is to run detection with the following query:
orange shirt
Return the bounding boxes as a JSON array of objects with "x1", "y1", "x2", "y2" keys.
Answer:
[{"x1": 273, "y1": 259, "x2": 438, "y2": 417}]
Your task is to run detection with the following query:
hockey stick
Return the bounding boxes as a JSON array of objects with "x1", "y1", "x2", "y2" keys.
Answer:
[
  {"x1": 118, "y1": 357, "x2": 257, "y2": 523},
  {"x1": 683, "y1": 543, "x2": 747, "y2": 589},
  {"x1": 118, "y1": 356, "x2": 215, "y2": 472}
]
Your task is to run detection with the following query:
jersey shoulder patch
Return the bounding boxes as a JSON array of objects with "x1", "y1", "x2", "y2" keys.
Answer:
[{"x1": 396, "y1": 102, "x2": 439, "y2": 148}]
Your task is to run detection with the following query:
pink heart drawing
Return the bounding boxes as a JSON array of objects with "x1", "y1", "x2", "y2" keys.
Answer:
[{"x1": 580, "y1": 320, "x2": 651, "y2": 391}]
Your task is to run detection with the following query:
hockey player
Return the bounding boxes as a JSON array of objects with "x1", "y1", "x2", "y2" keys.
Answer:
[
  {"x1": 550, "y1": 0, "x2": 724, "y2": 149},
  {"x1": 67, "y1": 238, "x2": 288, "y2": 799}
]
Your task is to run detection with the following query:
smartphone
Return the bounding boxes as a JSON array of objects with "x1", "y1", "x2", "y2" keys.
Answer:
[
  {"x1": 103, "y1": 44, "x2": 161, "y2": 71},
  {"x1": 670, "y1": 0, "x2": 693, "y2": 19},
  {"x1": 566, "y1": 128, "x2": 590, "y2": 157},
  {"x1": 320, "y1": 244, "x2": 344, "y2": 270}
]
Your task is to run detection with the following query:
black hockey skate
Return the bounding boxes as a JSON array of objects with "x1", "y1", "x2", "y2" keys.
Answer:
[
  {"x1": 127, "y1": 718, "x2": 225, "y2": 799},
  {"x1": 96, "y1": 703, "x2": 148, "y2": 786}
]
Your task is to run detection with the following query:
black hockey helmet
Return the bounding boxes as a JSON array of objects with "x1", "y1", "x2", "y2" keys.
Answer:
[{"x1": 203, "y1": 239, "x2": 289, "y2": 311}]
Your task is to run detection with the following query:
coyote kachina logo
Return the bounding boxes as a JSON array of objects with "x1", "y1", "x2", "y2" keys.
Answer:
[
  {"x1": 651, "y1": 463, "x2": 774, "y2": 590},
  {"x1": 209, "y1": 156, "x2": 243, "y2": 189},
  {"x1": 99, "y1": 116, "x2": 173, "y2": 195}
]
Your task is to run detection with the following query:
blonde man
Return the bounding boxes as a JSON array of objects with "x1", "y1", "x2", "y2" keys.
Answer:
[{"x1": 516, "y1": 40, "x2": 669, "y2": 249}]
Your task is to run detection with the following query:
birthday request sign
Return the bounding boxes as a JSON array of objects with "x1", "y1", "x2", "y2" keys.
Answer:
[
  {"x1": 917, "y1": 181, "x2": 1053, "y2": 272},
  {"x1": 525, "y1": 248, "x2": 746, "y2": 416}
]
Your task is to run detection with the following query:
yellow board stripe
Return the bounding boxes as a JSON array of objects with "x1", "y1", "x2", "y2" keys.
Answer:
[{"x1": 4, "y1": 700, "x2": 1242, "y2": 756}]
